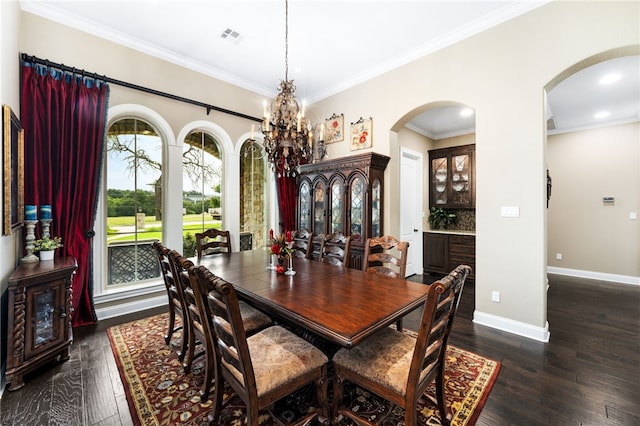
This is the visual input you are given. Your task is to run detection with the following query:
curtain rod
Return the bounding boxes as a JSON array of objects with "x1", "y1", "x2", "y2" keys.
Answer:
[{"x1": 21, "y1": 53, "x2": 263, "y2": 123}]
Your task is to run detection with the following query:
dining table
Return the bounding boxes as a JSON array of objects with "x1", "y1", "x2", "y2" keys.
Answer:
[{"x1": 194, "y1": 250, "x2": 430, "y2": 349}]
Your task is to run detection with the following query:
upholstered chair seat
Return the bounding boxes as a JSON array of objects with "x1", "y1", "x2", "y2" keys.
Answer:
[
  {"x1": 223, "y1": 325, "x2": 329, "y2": 397},
  {"x1": 333, "y1": 327, "x2": 419, "y2": 395}
]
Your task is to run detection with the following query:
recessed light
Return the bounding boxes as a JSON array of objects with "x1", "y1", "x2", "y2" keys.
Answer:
[
  {"x1": 594, "y1": 111, "x2": 610, "y2": 119},
  {"x1": 599, "y1": 73, "x2": 621, "y2": 85},
  {"x1": 460, "y1": 108, "x2": 474, "y2": 117}
]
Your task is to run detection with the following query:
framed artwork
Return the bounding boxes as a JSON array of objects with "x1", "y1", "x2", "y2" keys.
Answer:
[
  {"x1": 350, "y1": 117, "x2": 372, "y2": 151},
  {"x1": 3, "y1": 104, "x2": 25, "y2": 235},
  {"x1": 324, "y1": 113, "x2": 343, "y2": 144}
]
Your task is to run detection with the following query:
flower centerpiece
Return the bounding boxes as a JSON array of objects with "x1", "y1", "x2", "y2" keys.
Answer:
[
  {"x1": 268, "y1": 230, "x2": 293, "y2": 273},
  {"x1": 33, "y1": 236, "x2": 63, "y2": 261}
]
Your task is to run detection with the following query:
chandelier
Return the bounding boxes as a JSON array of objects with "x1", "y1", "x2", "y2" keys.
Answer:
[{"x1": 261, "y1": 0, "x2": 313, "y2": 177}]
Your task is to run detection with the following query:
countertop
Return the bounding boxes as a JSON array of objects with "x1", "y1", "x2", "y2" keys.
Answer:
[{"x1": 425, "y1": 230, "x2": 476, "y2": 236}]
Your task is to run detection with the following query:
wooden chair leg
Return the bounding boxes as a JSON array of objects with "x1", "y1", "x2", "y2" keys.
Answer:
[
  {"x1": 332, "y1": 374, "x2": 345, "y2": 422},
  {"x1": 183, "y1": 323, "x2": 196, "y2": 374},
  {"x1": 435, "y1": 370, "x2": 450, "y2": 426},
  {"x1": 164, "y1": 308, "x2": 176, "y2": 344},
  {"x1": 177, "y1": 316, "x2": 188, "y2": 362}
]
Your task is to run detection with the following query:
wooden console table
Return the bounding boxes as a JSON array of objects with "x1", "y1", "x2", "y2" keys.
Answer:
[{"x1": 5, "y1": 257, "x2": 77, "y2": 391}]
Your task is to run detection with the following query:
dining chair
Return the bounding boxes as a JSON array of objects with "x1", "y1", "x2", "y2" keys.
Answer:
[
  {"x1": 362, "y1": 235, "x2": 409, "y2": 278},
  {"x1": 291, "y1": 228, "x2": 314, "y2": 259},
  {"x1": 182, "y1": 258, "x2": 273, "y2": 402},
  {"x1": 320, "y1": 231, "x2": 351, "y2": 267},
  {"x1": 191, "y1": 265, "x2": 330, "y2": 425},
  {"x1": 166, "y1": 250, "x2": 199, "y2": 373},
  {"x1": 196, "y1": 228, "x2": 232, "y2": 259},
  {"x1": 152, "y1": 241, "x2": 189, "y2": 362},
  {"x1": 363, "y1": 235, "x2": 410, "y2": 330},
  {"x1": 332, "y1": 264, "x2": 472, "y2": 426}
]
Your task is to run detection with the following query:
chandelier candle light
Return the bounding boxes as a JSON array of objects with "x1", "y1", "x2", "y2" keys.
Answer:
[{"x1": 261, "y1": 0, "x2": 314, "y2": 176}]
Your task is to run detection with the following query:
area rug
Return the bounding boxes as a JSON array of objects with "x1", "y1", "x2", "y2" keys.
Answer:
[{"x1": 107, "y1": 314, "x2": 500, "y2": 426}]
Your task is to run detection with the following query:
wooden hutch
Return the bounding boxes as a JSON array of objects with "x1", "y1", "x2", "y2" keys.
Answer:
[
  {"x1": 296, "y1": 152, "x2": 389, "y2": 269},
  {"x1": 5, "y1": 257, "x2": 77, "y2": 391}
]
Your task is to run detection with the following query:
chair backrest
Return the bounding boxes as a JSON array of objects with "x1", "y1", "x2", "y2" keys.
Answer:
[
  {"x1": 166, "y1": 249, "x2": 196, "y2": 325},
  {"x1": 154, "y1": 242, "x2": 186, "y2": 311},
  {"x1": 191, "y1": 265, "x2": 257, "y2": 400},
  {"x1": 321, "y1": 232, "x2": 351, "y2": 267},
  {"x1": 152, "y1": 241, "x2": 174, "y2": 293},
  {"x1": 408, "y1": 264, "x2": 471, "y2": 395},
  {"x1": 362, "y1": 235, "x2": 409, "y2": 278},
  {"x1": 291, "y1": 228, "x2": 313, "y2": 259},
  {"x1": 196, "y1": 228, "x2": 232, "y2": 259}
]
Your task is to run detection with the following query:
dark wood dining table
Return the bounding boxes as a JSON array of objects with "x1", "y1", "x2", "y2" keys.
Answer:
[{"x1": 194, "y1": 250, "x2": 430, "y2": 349}]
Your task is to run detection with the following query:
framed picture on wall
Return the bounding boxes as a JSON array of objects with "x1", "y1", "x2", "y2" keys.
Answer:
[
  {"x1": 324, "y1": 113, "x2": 344, "y2": 144},
  {"x1": 3, "y1": 104, "x2": 25, "y2": 235},
  {"x1": 350, "y1": 117, "x2": 372, "y2": 151}
]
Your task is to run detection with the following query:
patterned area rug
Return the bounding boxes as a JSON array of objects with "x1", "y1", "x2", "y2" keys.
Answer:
[{"x1": 107, "y1": 314, "x2": 500, "y2": 426}]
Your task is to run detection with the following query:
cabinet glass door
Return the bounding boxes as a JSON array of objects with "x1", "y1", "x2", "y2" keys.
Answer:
[
  {"x1": 350, "y1": 177, "x2": 364, "y2": 242},
  {"x1": 35, "y1": 288, "x2": 56, "y2": 345},
  {"x1": 299, "y1": 181, "x2": 311, "y2": 230},
  {"x1": 330, "y1": 180, "x2": 343, "y2": 233},
  {"x1": 371, "y1": 179, "x2": 381, "y2": 238},
  {"x1": 451, "y1": 154, "x2": 471, "y2": 204},
  {"x1": 313, "y1": 182, "x2": 326, "y2": 234},
  {"x1": 432, "y1": 157, "x2": 448, "y2": 206}
]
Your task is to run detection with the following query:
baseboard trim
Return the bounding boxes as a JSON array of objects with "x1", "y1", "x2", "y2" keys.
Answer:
[
  {"x1": 95, "y1": 295, "x2": 166, "y2": 320},
  {"x1": 547, "y1": 267, "x2": 640, "y2": 286},
  {"x1": 473, "y1": 311, "x2": 550, "y2": 342}
]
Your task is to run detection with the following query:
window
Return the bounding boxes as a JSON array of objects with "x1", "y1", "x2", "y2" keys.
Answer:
[
  {"x1": 105, "y1": 118, "x2": 163, "y2": 287},
  {"x1": 240, "y1": 139, "x2": 267, "y2": 250},
  {"x1": 182, "y1": 131, "x2": 222, "y2": 256}
]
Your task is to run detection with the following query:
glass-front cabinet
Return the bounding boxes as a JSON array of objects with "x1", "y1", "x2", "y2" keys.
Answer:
[
  {"x1": 297, "y1": 152, "x2": 389, "y2": 269},
  {"x1": 6, "y1": 257, "x2": 77, "y2": 391},
  {"x1": 428, "y1": 144, "x2": 475, "y2": 209}
]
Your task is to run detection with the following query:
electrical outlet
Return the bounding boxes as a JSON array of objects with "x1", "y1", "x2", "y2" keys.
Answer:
[
  {"x1": 491, "y1": 291, "x2": 500, "y2": 303},
  {"x1": 556, "y1": 253, "x2": 563, "y2": 260}
]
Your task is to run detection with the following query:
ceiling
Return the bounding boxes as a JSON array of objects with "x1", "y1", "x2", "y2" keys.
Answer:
[{"x1": 21, "y1": 1, "x2": 639, "y2": 139}]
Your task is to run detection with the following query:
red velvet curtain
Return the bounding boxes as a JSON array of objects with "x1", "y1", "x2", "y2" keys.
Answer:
[
  {"x1": 276, "y1": 174, "x2": 297, "y2": 232},
  {"x1": 21, "y1": 62, "x2": 109, "y2": 327}
]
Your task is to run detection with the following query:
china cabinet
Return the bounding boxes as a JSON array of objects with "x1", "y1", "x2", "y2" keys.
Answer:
[
  {"x1": 5, "y1": 257, "x2": 77, "y2": 391},
  {"x1": 297, "y1": 152, "x2": 389, "y2": 269},
  {"x1": 428, "y1": 144, "x2": 475, "y2": 208}
]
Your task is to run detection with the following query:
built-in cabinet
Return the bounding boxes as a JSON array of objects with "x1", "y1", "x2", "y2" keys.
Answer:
[
  {"x1": 5, "y1": 257, "x2": 77, "y2": 391},
  {"x1": 424, "y1": 232, "x2": 475, "y2": 282},
  {"x1": 297, "y1": 152, "x2": 389, "y2": 269},
  {"x1": 429, "y1": 144, "x2": 475, "y2": 209}
]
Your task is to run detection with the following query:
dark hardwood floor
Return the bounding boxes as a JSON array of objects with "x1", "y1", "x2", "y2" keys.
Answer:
[{"x1": 1, "y1": 274, "x2": 638, "y2": 425}]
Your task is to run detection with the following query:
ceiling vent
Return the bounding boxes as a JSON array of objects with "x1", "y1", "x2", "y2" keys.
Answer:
[{"x1": 220, "y1": 28, "x2": 242, "y2": 44}]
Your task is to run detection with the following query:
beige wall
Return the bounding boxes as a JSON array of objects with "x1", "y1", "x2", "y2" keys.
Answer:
[
  {"x1": 1, "y1": 1, "x2": 22, "y2": 291},
  {"x1": 311, "y1": 1, "x2": 640, "y2": 339},
  {"x1": 1, "y1": 1, "x2": 638, "y2": 342},
  {"x1": 547, "y1": 122, "x2": 640, "y2": 278}
]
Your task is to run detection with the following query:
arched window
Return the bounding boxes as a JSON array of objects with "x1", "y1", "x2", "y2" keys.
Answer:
[
  {"x1": 105, "y1": 118, "x2": 163, "y2": 287},
  {"x1": 240, "y1": 139, "x2": 268, "y2": 250},
  {"x1": 182, "y1": 131, "x2": 222, "y2": 255}
]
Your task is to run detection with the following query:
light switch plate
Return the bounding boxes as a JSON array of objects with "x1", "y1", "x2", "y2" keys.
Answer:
[{"x1": 501, "y1": 206, "x2": 520, "y2": 218}]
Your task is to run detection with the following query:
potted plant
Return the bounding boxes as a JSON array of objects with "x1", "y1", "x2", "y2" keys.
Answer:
[
  {"x1": 428, "y1": 207, "x2": 458, "y2": 230},
  {"x1": 33, "y1": 236, "x2": 63, "y2": 261}
]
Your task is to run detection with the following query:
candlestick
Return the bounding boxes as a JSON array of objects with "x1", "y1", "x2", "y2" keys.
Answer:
[
  {"x1": 25, "y1": 205, "x2": 37, "y2": 221},
  {"x1": 21, "y1": 220, "x2": 39, "y2": 263},
  {"x1": 285, "y1": 242, "x2": 296, "y2": 275},
  {"x1": 40, "y1": 204, "x2": 52, "y2": 220},
  {"x1": 41, "y1": 219, "x2": 52, "y2": 239}
]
